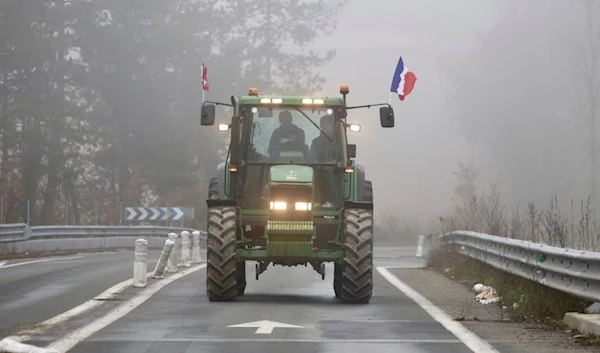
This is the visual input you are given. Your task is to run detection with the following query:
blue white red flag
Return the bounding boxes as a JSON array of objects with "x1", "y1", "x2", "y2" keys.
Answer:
[{"x1": 390, "y1": 56, "x2": 416, "y2": 101}]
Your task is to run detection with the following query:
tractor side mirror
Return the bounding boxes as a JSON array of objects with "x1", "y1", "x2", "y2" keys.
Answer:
[
  {"x1": 347, "y1": 144, "x2": 357, "y2": 159},
  {"x1": 201, "y1": 104, "x2": 216, "y2": 126},
  {"x1": 379, "y1": 106, "x2": 395, "y2": 128}
]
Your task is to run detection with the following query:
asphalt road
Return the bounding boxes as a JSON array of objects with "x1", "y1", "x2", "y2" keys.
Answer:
[
  {"x1": 0, "y1": 251, "x2": 163, "y2": 336},
  {"x1": 0, "y1": 246, "x2": 511, "y2": 353}
]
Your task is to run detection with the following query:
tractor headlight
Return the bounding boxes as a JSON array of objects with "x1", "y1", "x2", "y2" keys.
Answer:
[
  {"x1": 270, "y1": 201, "x2": 287, "y2": 210},
  {"x1": 295, "y1": 202, "x2": 311, "y2": 211}
]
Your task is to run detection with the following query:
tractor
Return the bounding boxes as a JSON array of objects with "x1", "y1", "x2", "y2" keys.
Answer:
[{"x1": 200, "y1": 85, "x2": 395, "y2": 303}]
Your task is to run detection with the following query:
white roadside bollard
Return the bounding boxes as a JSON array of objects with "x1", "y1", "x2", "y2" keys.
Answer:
[
  {"x1": 153, "y1": 238, "x2": 175, "y2": 279},
  {"x1": 179, "y1": 230, "x2": 191, "y2": 268},
  {"x1": 133, "y1": 238, "x2": 148, "y2": 288},
  {"x1": 166, "y1": 232, "x2": 179, "y2": 273},
  {"x1": 416, "y1": 234, "x2": 424, "y2": 258},
  {"x1": 192, "y1": 230, "x2": 202, "y2": 263}
]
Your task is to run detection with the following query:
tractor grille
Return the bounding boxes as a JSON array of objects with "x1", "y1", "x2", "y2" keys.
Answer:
[
  {"x1": 266, "y1": 220, "x2": 314, "y2": 257},
  {"x1": 267, "y1": 220, "x2": 313, "y2": 234}
]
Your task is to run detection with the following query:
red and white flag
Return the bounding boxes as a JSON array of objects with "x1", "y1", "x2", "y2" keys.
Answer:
[{"x1": 201, "y1": 63, "x2": 209, "y2": 91}]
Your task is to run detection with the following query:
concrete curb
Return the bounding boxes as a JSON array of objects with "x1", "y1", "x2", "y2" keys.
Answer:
[{"x1": 564, "y1": 312, "x2": 600, "y2": 336}]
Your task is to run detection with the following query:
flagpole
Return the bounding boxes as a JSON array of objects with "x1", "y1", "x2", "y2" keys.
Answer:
[
  {"x1": 202, "y1": 62, "x2": 205, "y2": 105},
  {"x1": 388, "y1": 92, "x2": 391, "y2": 105}
]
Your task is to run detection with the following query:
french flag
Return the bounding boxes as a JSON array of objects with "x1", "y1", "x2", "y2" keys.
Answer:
[{"x1": 390, "y1": 56, "x2": 416, "y2": 101}]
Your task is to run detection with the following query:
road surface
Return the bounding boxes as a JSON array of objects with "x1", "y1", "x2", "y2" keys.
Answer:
[{"x1": 1, "y1": 246, "x2": 587, "y2": 353}]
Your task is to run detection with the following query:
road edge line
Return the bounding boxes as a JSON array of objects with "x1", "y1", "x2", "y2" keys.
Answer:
[
  {"x1": 1, "y1": 256, "x2": 84, "y2": 269},
  {"x1": 376, "y1": 266, "x2": 500, "y2": 353},
  {"x1": 17, "y1": 269, "x2": 160, "y2": 335},
  {"x1": 47, "y1": 264, "x2": 206, "y2": 352}
]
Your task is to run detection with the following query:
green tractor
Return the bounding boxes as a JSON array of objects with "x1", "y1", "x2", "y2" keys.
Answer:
[{"x1": 200, "y1": 85, "x2": 395, "y2": 304}]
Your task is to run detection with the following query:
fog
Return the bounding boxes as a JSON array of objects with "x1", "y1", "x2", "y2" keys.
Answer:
[
  {"x1": 0, "y1": 0, "x2": 598, "y2": 234},
  {"x1": 314, "y1": 0, "x2": 600, "y2": 228},
  {"x1": 313, "y1": 0, "x2": 497, "y2": 219}
]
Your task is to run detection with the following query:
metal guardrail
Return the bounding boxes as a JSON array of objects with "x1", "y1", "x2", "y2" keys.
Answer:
[
  {"x1": 0, "y1": 223, "x2": 206, "y2": 254},
  {"x1": 440, "y1": 231, "x2": 599, "y2": 303}
]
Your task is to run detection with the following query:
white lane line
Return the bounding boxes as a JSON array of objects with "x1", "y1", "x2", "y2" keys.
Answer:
[
  {"x1": 0, "y1": 337, "x2": 59, "y2": 353},
  {"x1": 376, "y1": 267, "x2": 500, "y2": 353},
  {"x1": 17, "y1": 268, "x2": 163, "y2": 335},
  {"x1": 1, "y1": 256, "x2": 84, "y2": 269},
  {"x1": 0, "y1": 260, "x2": 7, "y2": 268},
  {"x1": 47, "y1": 264, "x2": 206, "y2": 352}
]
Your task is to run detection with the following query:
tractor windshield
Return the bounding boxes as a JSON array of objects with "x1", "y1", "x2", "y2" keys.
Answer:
[{"x1": 243, "y1": 106, "x2": 340, "y2": 164}]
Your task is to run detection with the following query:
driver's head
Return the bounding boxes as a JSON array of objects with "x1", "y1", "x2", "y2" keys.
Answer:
[
  {"x1": 320, "y1": 115, "x2": 335, "y2": 135},
  {"x1": 279, "y1": 111, "x2": 293, "y2": 128}
]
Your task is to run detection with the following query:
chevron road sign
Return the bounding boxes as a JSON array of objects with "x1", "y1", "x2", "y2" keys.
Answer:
[{"x1": 125, "y1": 207, "x2": 194, "y2": 221}]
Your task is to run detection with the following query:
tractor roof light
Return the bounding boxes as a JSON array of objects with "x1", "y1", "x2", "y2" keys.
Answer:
[
  {"x1": 260, "y1": 98, "x2": 271, "y2": 103},
  {"x1": 302, "y1": 98, "x2": 313, "y2": 104},
  {"x1": 340, "y1": 84, "x2": 349, "y2": 95},
  {"x1": 348, "y1": 124, "x2": 361, "y2": 132},
  {"x1": 272, "y1": 98, "x2": 283, "y2": 104},
  {"x1": 313, "y1": 98, "x2": 324, "y2": 104},
  {"x1": 249, "y1": 87, "x2": 259, "y2": 95},
  {"x1": 218, "y1": 123, "x2": 230, "y2": 131}
]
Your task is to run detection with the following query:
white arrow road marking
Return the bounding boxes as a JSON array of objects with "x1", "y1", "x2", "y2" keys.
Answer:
[
  {"x1": 227, "y1": 320, "x2": 303, "y2": 334},
  {"x1": 0, "y1": 260, "x2": 7, "y2": 269}
]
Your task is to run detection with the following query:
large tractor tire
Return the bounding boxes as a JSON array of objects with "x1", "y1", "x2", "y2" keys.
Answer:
[
  {"x1": 208, "y1": 177, "x2": 219, "y2": 200},
  {"x1": 364, "y1": 180, "x2": 373, "y2": 202},
  {"x1": 206, "y1": 206, "x2": 238, "y2": 301},
  {"x1": 340, "y1": 208, "x2": 374, "y2": 304}
]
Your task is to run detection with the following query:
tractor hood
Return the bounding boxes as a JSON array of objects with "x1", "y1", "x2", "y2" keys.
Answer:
[{"x1": 269, "y1": 165, "x2": 314, "y2": 184}]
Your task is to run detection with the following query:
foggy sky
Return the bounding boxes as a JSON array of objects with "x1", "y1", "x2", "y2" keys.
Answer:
[{"x1": 313, "y1": 0, "x2": 501, "y2": 220}]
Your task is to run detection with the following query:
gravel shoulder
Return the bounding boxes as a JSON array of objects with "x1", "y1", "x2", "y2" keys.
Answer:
[{"x1": 388, "y1": 267, "x2": 595, "y2": 353}]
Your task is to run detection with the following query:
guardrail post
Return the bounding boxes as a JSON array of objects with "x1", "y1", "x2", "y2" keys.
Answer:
[
  {"x1": 179, "y1": 230, "x2": 191, "y2": 267},
  {"x1": 192, "y1": 230, "x2": 202, "y2": 263},
  {"x1": 166, "y1": 232, "x2": 179, "y2": 273},
  {"x1": 153, "y1": 238, "x2": 175, "y2": 279},
  {"x1": 416, "y1": 235, "x2": 424, "y2": 257},
  {"x1": 133, "y1": 238, "x2": 148, "y2": 287}
]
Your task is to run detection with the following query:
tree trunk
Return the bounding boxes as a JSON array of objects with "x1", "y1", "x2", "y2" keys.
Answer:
[
  {"x1": 41, "y1": 0, "x2": 67, "y2": 224},
  {"x1": 21, "y1": 117, "x2": 43, "y2": 224}
]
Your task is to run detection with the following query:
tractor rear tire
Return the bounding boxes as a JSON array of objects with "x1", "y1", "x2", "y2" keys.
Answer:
[
  {"x1": 237, "y1": 261, "x2": 247, "y2": 296},
  {"x1": 341, "y1": 208, "x2": 374, "y2": 304},
  {"x1": 206, "y1": 206, "x2": 238, "y2": 301},
  {"x1": 208, "y1": 177, "x2": 219, "y2": 200},
  {"x1": 364, "y1": 180, "x2": 373, "y2": 202}
]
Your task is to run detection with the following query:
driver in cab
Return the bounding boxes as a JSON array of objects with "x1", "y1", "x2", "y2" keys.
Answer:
[{"x1": 268, "y1": 110, "x2": 306, "y2": 158}]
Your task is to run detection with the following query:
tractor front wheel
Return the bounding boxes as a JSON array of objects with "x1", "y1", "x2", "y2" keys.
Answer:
[
  {"x1": 340, "y1": 208, "x2": 374, "y2": 304},
  {"x1": 206, "y1": 206, "x2": 238, "y2": 301}
]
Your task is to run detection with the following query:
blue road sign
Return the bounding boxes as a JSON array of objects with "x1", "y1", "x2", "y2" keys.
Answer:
[{"x1": 125, "y1": 207, "x2": 193, "y2": 221}]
